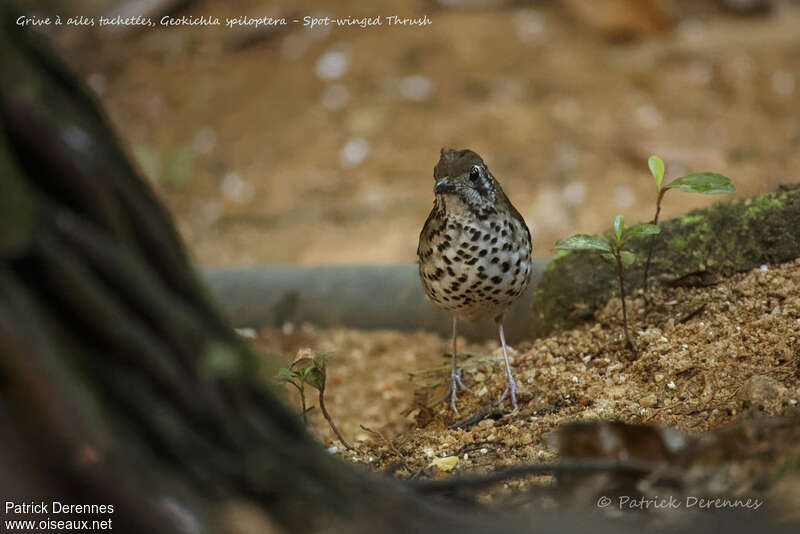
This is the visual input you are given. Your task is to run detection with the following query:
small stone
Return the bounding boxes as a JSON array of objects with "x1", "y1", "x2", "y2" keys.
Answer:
[
  {"x1": 321, "y1": 84, "x2": 350, "y2": 110},
  {"x1": 399, "y1": 75, "x2": 433, "y2": 101},
  {"x1": 315, "y1": 47, "x2": 351, "y2": 80},
  {"x1": 514, "y1": 9, "x2": 546, "y2": 44},
  {"x1": 640, "y1": 393, "x2": 657, "y2": 408},
  {"x1": 234, "y1": 328, "x2": 257, "y2": 339},
  {"x1": 613, "y1": 185, "x2": 636, "y2": 208},
  {"x1": 340, "y1": 136, "x2": 370, "y2": 167},
  {"x1": 193, "y1": 127, "x2": 217, "y2": 154},
  {"x1": 739, "y1": 375, "x2": 786, "y2": 411},
  {"x1": 221, "y1": 172, "x2": 255, "y2": 204},
  {"x1": 562, "y1": 182, "x2": 587, "y2": 206},
  {"x1": 635, "y1": 104, "x2": 663, "y2": 129}
]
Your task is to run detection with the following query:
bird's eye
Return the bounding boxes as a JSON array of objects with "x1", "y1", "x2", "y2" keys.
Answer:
[{"x1": 469, "y1": 165, "x2": 481, "y2": 181}]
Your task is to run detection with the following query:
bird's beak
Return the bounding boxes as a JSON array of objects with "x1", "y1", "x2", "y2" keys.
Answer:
[{"x1": 434, "y1": 176, "x2": 455, "y2": 195}]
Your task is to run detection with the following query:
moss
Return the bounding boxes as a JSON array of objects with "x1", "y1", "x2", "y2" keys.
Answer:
[
  {"x1": 681, "y1": 214, "x2": 704, "y2": 225},
  {"x1": 530, "y1": 187, "x2": 800, "y2": 338},
  {"x1": 546, "y1": 250, "x2": 571, "y2": 270},
  {"x1": 744, "y1": 193, "x2": 785, "y2": 218},
  {"x1": 670, "y1": 235, "x2": 689, "y2": 250}
]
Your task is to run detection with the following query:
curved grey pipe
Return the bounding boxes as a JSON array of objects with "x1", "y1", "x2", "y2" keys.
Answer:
[{"x1": 202, "y1": 258, "x2": 550, "y2": 342}]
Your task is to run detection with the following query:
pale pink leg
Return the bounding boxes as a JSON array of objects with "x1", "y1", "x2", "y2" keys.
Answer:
[
  {"x1": 437, "y1": 316, "x2": 472, "y2": 413},
  {"x1": 495, "y1": 321, "x2": 519, "y2": 411}
]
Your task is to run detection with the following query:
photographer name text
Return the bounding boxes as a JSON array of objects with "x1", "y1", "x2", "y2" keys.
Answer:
[
  {"x1": 596, "y1": 495, "x2": 765, "y2": 511},
  {"x1": 4, "y1": 501, "x2": 114, "y2": 532}
]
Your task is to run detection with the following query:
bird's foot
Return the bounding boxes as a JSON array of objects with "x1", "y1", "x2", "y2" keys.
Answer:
[
  {"x1": 437, "y1": 367, "x2": 472, "y2": 414},
  {"x1": 496, "y1": 374, "x2": 519, "y2": 412}
]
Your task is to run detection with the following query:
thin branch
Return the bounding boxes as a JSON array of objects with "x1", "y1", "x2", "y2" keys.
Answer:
[
  {"x1": 411, "y1": 459, "x2": 658, "y2": 493},
  {"x1": 361, "y1": 424, "x2": 413, "y2": 474},
  {"x1": 643, "y1": 190, "x2": 666, "y2": 292},
  {"x1": 299, "y1": 385, "x2": 308, "y2": 426},
  {"x1": 449, "y1": 405, "x2": 505, "y2": 430},
  {"x1": 614, "y1": 248, "x2": 636, "y2": 356},
  {"x1": 319, "y1": 388, "x2": 353, "y2": 450},
  {"x1": 678, "y1": 304, "x2": 706, "y2": 324}
]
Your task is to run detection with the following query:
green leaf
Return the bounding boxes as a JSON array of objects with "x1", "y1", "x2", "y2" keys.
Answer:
[
  {"x1": 305, "y1": 367, "x2": 326, "y2": 391},
  {"x1": 622, "y1": 223, "x2": 661, "y2": 241},
  {"x1": 613, "y1": 215, "x2": 625, "y2": 243},
  {"x1": 201, "y1": 341, "x2": 244, "y2": 379},
  {"x1": 275, "y1": 367, "x2": 299, "y2": 383},
  {"x1": 600, "y1": 252, "x2": 615, "y2": 263},
  {"x1": 297, "y1": 366, "x2": 314, "y2": 381},
  {"x1": 555, "y1": 234, "x2": 611, "y2": 253},
  {"x1": 313, "y1": 351, "x2": 333, "y2": 369},
  {"x1": 133, "y1": 144, "x2": 160, "y2": 182},
  {"x1": 648, "y1": 155, "x2": 665, "y2": 190},
  {"x1": 663, "y1": 173, "x2": 735, "y2": 195},
  {"x1": 620, "y1": 250, "x2": 635, "y2": 267},
  {"x1": 166, "y1": 144, "x2": 195, "y2": 185}
]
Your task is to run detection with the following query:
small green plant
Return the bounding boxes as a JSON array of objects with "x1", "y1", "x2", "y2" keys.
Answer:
[
  {"x1": 276, "y1": 350, "x2": 353, "y2": 449},
  {"x1": 555, "y1": 215, "x2": 660, "y2": 353},
  {"x1": 642, "y1": 156, "x2": 735, "y2": 290}
]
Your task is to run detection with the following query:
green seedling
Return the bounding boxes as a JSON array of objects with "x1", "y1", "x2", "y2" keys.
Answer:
[
  {"x1": 276, "y1": 351, "x2": 353, "y2": 449},
  {"x1": 642, "y1": 156, "x2": 735, "y2": 290},
  {"x1": 555, "y1": 215, "x2": 660, "y2": 353}
]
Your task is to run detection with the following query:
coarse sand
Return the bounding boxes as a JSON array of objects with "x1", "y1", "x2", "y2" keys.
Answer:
[{"x1": 260, "y1": 259, "x2": 799, "y2": 492}]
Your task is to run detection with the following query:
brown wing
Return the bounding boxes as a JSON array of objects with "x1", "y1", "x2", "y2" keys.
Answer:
[{"x1": 495, "y1": 183, "x2": 532, "y2": 251}]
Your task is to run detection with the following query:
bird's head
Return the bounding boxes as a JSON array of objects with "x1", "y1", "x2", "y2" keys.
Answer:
[{"x1": 432, "y1": 148, "x2": 502, "y2": 216}]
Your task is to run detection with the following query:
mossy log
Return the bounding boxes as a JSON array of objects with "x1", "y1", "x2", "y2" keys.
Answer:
[{"x1": 531, "y1": 186, "x2": 800, "y2": 337}]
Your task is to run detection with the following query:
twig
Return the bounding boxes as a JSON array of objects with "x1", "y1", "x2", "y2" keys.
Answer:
[
  {"x1": 409, "y1": 465, "x2": 434, "y2": 480},
  {"x1": 410, "y1": 459, "x2": 657, "y2": 493},
  {"x1": 453, "y1": 441, "x2": 498, "y2": 458},
  {"x1": 287, "y1": 381, "x2": 308, "y2": 426},
  {"x1": 449, "y1": 405, "x2": 505, "y2": 430},
  {"x1": 643, "y1": 189, "x2": 665, "y2": 292},
  {"x1": 319, "y1": 388, "x2": 353, "y2": 450},
  {"x1": 360, "y1": 424, "x2": 411, "y2": 474},
  {"x1": 678, "y1": 304, "x2": 706, "y2": 324},
  {"x1": 615, "y1": 250, "x2": 637, "y2": 357}
]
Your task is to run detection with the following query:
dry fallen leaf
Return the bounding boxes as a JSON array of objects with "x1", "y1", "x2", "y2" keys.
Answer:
[{"x1": 429, "y1": 456, "x2": 459, "y2": 472}]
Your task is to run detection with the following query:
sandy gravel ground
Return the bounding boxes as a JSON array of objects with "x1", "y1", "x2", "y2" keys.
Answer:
[{"x1": 258, "y1": 259, "x2": 799, "y2": 502}]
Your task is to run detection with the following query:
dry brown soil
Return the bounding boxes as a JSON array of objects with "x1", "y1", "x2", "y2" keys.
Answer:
[
  {"x1": 259, "y1": 259, "x2": 799, "y2": 493},
  {"x1": 59, "y1": 0, "x2": 800, "y2": 266}
]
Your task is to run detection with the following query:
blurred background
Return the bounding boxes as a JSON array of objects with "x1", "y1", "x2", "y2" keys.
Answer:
[{"x1": 26, "y1": 0, "x2": 800, "y2": 267}]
